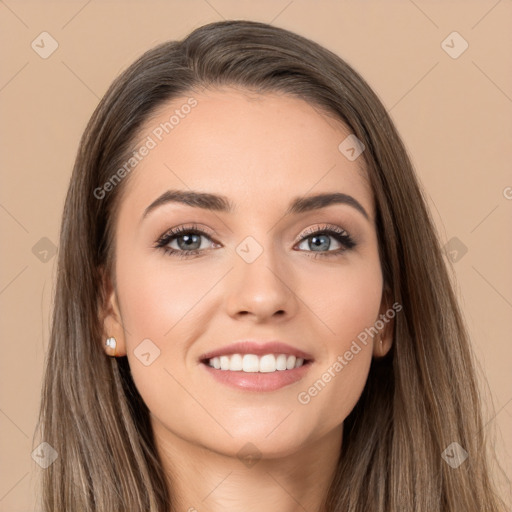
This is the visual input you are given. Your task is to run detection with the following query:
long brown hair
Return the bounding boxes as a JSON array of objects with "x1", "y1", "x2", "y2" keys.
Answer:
[{"x1": 35, "y1": 19, "x2": 507, "y2": 511}]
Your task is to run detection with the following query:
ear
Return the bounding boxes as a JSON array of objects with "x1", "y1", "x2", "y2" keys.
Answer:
[
  {"x1": 98, "y1": 265, "x2": 127, "y2": 357},
  {"x1": 372, "y1": 286, "x2": 395, "y2": 358}
]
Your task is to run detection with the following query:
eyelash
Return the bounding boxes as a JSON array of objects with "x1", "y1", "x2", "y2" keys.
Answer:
[{"x1": 154, "y1": 223, "x2": 356, "y2": 259}]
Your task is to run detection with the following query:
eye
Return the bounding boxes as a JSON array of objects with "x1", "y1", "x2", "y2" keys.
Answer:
[
  {"x1": 154, "y1": 224, "x2": 219, "y2": 258},
  {"x1": 154, "y1": 223, "x2": 357, "y2": 259},
  {"x1": 295, "y1": 224, "x2": 356, "y2": 258}
]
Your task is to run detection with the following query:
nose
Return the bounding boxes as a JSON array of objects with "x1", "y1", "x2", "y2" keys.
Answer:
[{"x1": 224, "y1": 242, "x2": 299, "y2": 323}]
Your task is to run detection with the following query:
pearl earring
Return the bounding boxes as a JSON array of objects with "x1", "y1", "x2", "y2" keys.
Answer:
[{"x1": 105, "y1": 336, "x2": 117, "y2": 355}]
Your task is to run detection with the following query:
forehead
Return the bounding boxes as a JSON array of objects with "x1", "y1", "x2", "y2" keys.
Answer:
[{"x1": 119, "y1": 88, "x2": 373, "y2": 220}]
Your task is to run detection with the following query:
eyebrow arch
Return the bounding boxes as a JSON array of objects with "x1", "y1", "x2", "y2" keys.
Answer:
[{"x1": 142, "y1": 189, "x2": 369, "y2": 221}]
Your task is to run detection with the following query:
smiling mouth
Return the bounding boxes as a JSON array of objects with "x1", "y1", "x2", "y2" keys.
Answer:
[{"x1": 201, "y1": 353, "x2": 313, "y2": 373}]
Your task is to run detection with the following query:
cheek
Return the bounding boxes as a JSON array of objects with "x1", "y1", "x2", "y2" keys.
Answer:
[
  {"x1": 303, "y1": 257, "x2": 383, "y2": 345},
  {"x1": 114, "y1": 253, "x2": 216, "y2": 398},
  {"x1": 117, "y1": 254, "x2": 212, "y2": 339},
  {"x1": 114, "y1": 257, "x2": 204, "y2": 423},
  {"x1": 295, "y1": 258, "x2": 382, "y2": 426}
]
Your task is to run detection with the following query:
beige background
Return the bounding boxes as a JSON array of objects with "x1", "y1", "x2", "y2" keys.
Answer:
[{"x1": 1, "y1": 1, "x2": 511, "y2": 510}]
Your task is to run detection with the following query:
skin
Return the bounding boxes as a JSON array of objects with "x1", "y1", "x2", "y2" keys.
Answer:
[{"x1": 101, "y1": 88, "x2": 393, "y2": 512}]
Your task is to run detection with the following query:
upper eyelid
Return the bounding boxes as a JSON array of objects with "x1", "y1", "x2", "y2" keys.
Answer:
[
  {"x1": 157, "y1": 224, "x2": 215, "y2": 240},
  {"x1": 296, "y1": 224, "x2": 349, "y2": 238}
]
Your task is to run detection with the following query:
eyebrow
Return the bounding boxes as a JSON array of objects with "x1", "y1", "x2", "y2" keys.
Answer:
[{"x1": 142, "y1": 189, "x2": 370, "y2": 221}]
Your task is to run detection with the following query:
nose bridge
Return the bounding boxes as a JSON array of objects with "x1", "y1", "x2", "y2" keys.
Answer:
[{"x1": 224, "y1": 233, "x2": 297, "y2": 320}]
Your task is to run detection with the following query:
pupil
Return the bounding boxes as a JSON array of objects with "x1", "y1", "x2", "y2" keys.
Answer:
[
  {"x1": 311, "y1": 235, "x2": 330, "y2": 251},
  {"x1": 179, "y1": 234, "x2": 200, "y2": 250}
]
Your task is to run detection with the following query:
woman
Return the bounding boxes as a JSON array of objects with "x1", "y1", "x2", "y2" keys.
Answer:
[{"x1": 35, "y1": 19, "x2": 507, "y2": 511}]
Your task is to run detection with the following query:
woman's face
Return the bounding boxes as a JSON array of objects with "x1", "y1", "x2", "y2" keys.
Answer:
[{"x1": 102, "y1": 88, "x2": 392, "y2": 459}]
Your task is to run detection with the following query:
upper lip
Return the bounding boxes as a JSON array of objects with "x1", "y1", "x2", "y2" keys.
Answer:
[{"x1": 199, "y1": 341, "x2": 314, "y2": 362}]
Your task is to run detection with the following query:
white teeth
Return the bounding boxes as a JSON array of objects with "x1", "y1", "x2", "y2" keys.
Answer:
[
  {"x1": 207, "y1": 353, "x2": 308, "y2": 372},
  {"x1": 228, "y1": 353, "x2": 243, "y2": 371},
  {"x1": 242, "y1": 354, "x2": 260, "y2": 372},
  {"x1": 259, "y1": 354, "x2": 275, "y2": 373},
  {"x1": 276, "y1": 354, "x2": 287, "y2": 370}
]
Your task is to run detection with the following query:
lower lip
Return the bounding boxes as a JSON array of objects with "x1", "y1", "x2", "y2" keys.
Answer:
[{"x1": 200, "y1": 361, "x2": 313, "y2": 392}]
